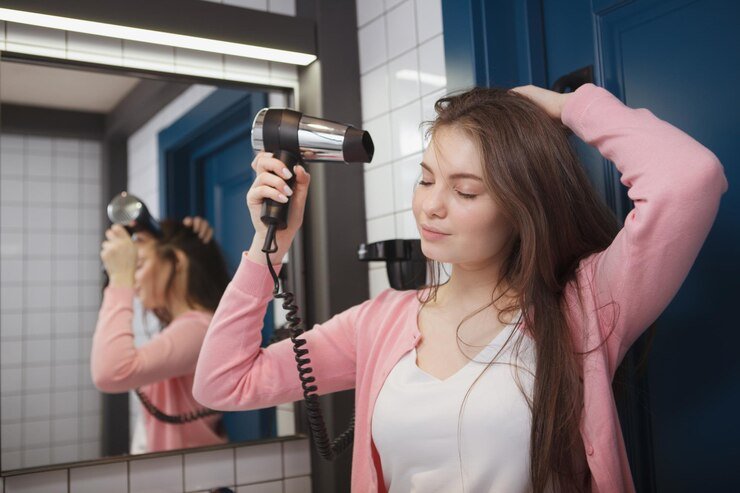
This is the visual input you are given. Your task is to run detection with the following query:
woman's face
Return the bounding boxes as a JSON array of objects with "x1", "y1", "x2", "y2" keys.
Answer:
[
  {"x1": 412, "y1": 125, "x2": 515, "y2": 268},
  {"x1": 133, "y1": 240, "x2": 171, "y2": 310}
]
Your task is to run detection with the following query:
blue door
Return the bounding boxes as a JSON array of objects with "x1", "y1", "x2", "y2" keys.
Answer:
[
  {"x1": 444, "y1": 0, "x2": 739, "y2": 489},
  {"x1": 159, "y1": 88, "x2": 277, "y2": 441}
]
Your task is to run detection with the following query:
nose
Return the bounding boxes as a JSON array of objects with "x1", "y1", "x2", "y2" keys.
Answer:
[{"x1": 420, "y1": 184, "x2": 447, "y2": 219}]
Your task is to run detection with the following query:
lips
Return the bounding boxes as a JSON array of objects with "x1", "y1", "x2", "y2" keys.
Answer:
[{"x1": 421, "y1": 224, "x2": 448, "y2": 234}]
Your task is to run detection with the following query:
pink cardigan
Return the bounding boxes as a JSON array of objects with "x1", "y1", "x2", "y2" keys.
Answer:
[
  {"x1": 193, "y1": 84, "x2": 727, "y2": 492},
  {"x1": 91, "y1": 288, "x2": 226, "y2": 452}
]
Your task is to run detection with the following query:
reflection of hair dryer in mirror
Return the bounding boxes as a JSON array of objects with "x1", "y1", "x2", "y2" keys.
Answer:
[
  {"x1": 106, "y1": 191, "x2": 163, "y2": 239},
  {"x1": 250, "y1": 109, "x2": 374, "y2": 461},
  {"x1": 251, "y1": 108, "x2": 374, "y2": 251}
]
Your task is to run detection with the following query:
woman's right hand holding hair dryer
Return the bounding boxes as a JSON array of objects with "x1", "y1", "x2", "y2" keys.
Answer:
[{"x1": 246, "y1": 152, "x2": 311, "y2": 265}]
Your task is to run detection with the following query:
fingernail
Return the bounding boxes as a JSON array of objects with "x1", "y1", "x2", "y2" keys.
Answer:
[
  {"x1": 278, "y1": 194, "x2": 289, "y2": 202},
  {"x1": 282, "y1": 168, "x2": 292, "y2": 179},
  {"x1": 283, "y1": 185, "x2": 293, "y2": 196}
]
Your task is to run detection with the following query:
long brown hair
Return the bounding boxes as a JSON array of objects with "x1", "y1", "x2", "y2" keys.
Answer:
[
  {"x1": 150, "y1": 220, "x2": 230, "y2": 326},
  {"x1": 420, "y1": 87, "x2": 620, "y2": 492}
]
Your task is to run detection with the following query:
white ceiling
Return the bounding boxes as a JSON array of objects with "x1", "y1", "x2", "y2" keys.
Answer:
[{"x1": 0, "y1": 61, "x2": 142, "y2": 113}]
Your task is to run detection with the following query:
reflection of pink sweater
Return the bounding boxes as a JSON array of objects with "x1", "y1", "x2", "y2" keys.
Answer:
[
  {"x1": 91, "y1": 288, "x2": 226, "y2": 452},
  {"x1": 193, "y1": 84, "x2": 728, "y2": 492}
]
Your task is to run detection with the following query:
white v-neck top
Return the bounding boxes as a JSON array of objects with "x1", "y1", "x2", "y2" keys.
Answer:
[{"x1": 372, "y1": 317, "x2": 538, "y2": 493}]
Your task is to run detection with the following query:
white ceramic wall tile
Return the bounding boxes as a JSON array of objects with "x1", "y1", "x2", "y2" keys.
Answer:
[
  {"x1": 366, "y1": 215, "x2": 396, "y2": 243},
  {"x1": 25, "y1": 366, "x2": 52, "y2": 392},
  {"x1": 0, "y1": 149, "x2": 24, "y2": 177},
  {"x1": 282, "y1": 439, "x2": 311, "y2": 477},
  {"x1": 284, "y1": 476, "x2": 312, "y2": 493},
  {"x1": 358, "y1": 17, "x2": 387, "y2": 74},
  {"x1": 82, "y1": 389, "x2": 101, "y2": 414},
  {"x1": 237, "y1": 480, "x2": 284, "y2": 493},
  {"x1": 1, "y1": 285, "x2": 23, "y2": 312},
  {"x1": 360, "y1": 66, "x2": 390, "y2": 121},
  {"x1": 418, "y1": 36, "x2": 447, "y2": 96},
  {"x1": 80, "y1": 414, "x2": 101, "y2": 441},
  {"x1": 363, "y1": 113, "x2": 393, "y2": 167},
  {"x1": 2, "y1": 423, "x2": 22, "y2": 448},
  {"x1": 393, "y1": 153, "x2": 423, "y2": 210},
  {"x1": 53, "y1": 364, "x2": 80, "y2": 389},
  {"x1": 277, "y1": 408, "x2": 296, "y2": 436},
  {"x1": 1, "y1": 177, "x2": 24, "y2": 202},
  {"x1": 54, "y1": 337, "x2": 79, "y2": 364},
  {"x1": 27, "y1": 181, "x2": 53, "y2": 204},
  {"x1": 415, "y1": 0, "x2": 444, "y2": 43},
  {"x1": 421, "y1": 88, "x2": 446, "y2": 145},
  {"x1": 51, "y1": 443, "x2": 79, "y2": 464},
  {"x1": 390, "y1": 100, "x2": 423, "y2": 159},
  {"x1": 53, "y1": 138, "x2": 80, "y2": 156},
  {"x1": 69, "y1": 462, "x2": 128, "y2": 493},
  {"x1": 52, "y1": 417, "x2": 79, "y2": 443},
  {"x1": 67, "y1": 33, "x2": 123, "y2": 66},
  {"x1": 1, "y1": 339, "x2": 23, "y2": 366},
  {"x1": 364, "y1": 164, "x2": 395, "y2": 219},
  {"x1": 369, "y1": 265, "x2": 391, "y2": 297},
  {"x1": 56, "y1": 259, "x2": 80, "y2": 282},
  {"x1": 5, "y1": 469, "x2": 68, "y2": 493},
  {"x1": 1, "y1": 206, "x2": 24, "y2": 229},
  {"x1": 24, "y1": 447, "x2": 52, "y2": 467},
  {"x1": 385, "y1": 0, "x2": 407, "y2": 10},
  {"x1": 1, "y1": 311, "x2": 23, "y2": 338},
  {"x1": 225, "y1": 0, "x2": 268, "y2": 8},
  {"x1": 5, "y1": 23, "x2": 66, "y2": 59},
  {"x1": 1, "y1": 134, "x2": 24, "y2": 150},
  {"x1": 23, "y1": 419, "x2": 51, "y2": 446},
  {"x1": 27, "y1": 206, "x2": 53, "y2": 231},
  {"x1": 357, "y1": 0, "x2": 385, "y2": 26},
  {"x1": 55, "y1": 181, "x2": 80, "y2": 206},
  {"x1": 129, "y1": 455, "x2": 183, "y2": 493},
  {"x1": 56, "y1": 155, "x2": 81, "y2": 180},
  {"x1": 184, "y1": 448, "x2": 235, "y2": 491},
  {"x1": 2, "y1": 394, "x2": 23, "y2": 421},
  {"x1": 388, "y1": 49, "x2": 420, "y2": 109},
  {"x1": 26, "y1": 136, "x2": 53, "y2": 154},
  {"x1": 26, "y1": 153, "x2": 52, "y2": 178},
  {"x1": 25, "y1": 338, "x2": 52, "y2": 365},
  {"x1": 1, "y1": 368, "x2": 22, "y2": 393},
  {"x1": 81, "y1": 156, "x2": 102, "y2": 181},
  {"x1": 269, "y1": 0, "x2": 296, "y2": 16},
  {"x1": 386, "y1": 1, "x2": 417, "y2": 59},
  {"x1": 235, "y1": 442, "x2": 283, "y2": 485},
  {"x1": 53, "y1": 391, "x2": 79, "y2": 417},
  {"x1": 26, "y1": 311, "x2": 52, "y2": 338},
  {"x1": 1, "y1": 259, "x2": 23, "y2": 284},
  {"x1": 1, "y1": 450, "x2": 22, "y2": 470}
]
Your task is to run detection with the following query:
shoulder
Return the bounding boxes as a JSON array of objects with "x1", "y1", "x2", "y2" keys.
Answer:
[{"x1": 166, "y1": 310, "x2": 213, "y2": 333}]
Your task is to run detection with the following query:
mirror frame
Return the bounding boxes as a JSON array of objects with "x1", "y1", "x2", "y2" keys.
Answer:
[{"x1": 0, "y1": 49, "x2": 308, "y2": 477}]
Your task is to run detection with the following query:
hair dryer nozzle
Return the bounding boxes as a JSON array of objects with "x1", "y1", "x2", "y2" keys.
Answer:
[{"x1": 106, "y1": 192, "x2": 162, "y2": 238}]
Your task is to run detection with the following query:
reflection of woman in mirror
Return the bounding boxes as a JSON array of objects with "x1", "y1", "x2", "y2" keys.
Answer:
[
  {"x1": 92, "y1": 217, "x2": 229, "y2": 453},
  {"x1": 193, "y1": 84, "x2": 727, "y2": 492}
]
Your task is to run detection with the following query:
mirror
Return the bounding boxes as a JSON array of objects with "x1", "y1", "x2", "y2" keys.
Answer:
[{"x1": 0, "y1": 57, "x2": 300, "y2": 472}]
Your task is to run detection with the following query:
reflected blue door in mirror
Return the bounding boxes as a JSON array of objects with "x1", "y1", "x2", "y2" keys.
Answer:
[{"x1": 159, "y1": 88, "x2": 277, "y2": 441}]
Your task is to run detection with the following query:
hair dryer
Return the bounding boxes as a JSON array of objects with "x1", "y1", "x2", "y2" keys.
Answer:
[
  {"x1": 250, "y1": 109, "x2": 374, "y2": 461},
  {"x1": 251, "y1": 108, "x2": 374, "y2": 250},
  {"x1": 106, "y1": 192, "x2": 162, "y2": 239}
]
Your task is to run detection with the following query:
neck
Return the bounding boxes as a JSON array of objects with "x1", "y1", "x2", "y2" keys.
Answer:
[{"x1": 434, "y1": 258, "x2": 516, "y2": 313}]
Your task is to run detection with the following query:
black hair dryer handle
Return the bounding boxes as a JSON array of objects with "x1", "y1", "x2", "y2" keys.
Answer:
[{"x1": 260, "y1": 149, "x2": 299, "y2": 230}]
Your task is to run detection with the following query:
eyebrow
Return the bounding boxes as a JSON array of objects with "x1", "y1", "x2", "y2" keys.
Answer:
[{"x1": 420, "y1": 162, "x2": 483, "y2": 182}]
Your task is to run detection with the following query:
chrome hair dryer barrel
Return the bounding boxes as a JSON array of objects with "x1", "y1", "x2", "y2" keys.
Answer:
[
  {"x1": 106, "y1": 192, "x2": 162, "y2": 238},
  {"x1": 251, "y1": 108, "x2": 374, "y2": 239}
]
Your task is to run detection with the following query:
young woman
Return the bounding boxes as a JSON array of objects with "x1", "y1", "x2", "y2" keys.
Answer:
[
  {"x1": 192, "y1": 84, "x2": 727, "y2": 492},
  {"x1": 92, "y1": 217, "x2": 230, "y2": 453}
]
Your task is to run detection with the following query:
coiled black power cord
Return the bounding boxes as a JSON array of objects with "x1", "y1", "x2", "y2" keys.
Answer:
[
  {"x1": 135, "y1": 388, "x2": 220, "y2": 424},
  {"x1": 263, "y1": 223, "x2": 355, "y2": 460}
]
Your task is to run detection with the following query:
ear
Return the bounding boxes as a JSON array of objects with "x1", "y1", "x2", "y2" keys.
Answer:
[{"x1": 173, "y1": 249, "x2": 189, "y2": 273}]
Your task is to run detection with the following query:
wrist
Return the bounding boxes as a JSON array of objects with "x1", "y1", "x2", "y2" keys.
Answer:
[{"x1": 109, "y1": 272, "x2": 134, "y2": 288}]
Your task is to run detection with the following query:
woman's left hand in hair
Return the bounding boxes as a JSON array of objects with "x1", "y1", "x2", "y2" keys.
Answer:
[
  {"x1": 183, "y1": 216, "x2": 213, "y2": 243},
  {"x1": 510, "y1": 85, "x2": 573, "y2": 120},
  {"x1": 100, "y1": 225, "x2": 137, "y2": 287}
]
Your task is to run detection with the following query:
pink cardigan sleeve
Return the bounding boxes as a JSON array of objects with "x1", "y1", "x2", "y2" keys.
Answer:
[
  {"x1": 91, "y1": 288, "x2": 210, "y2": 393},
  {"x1": 563, "y1": 84, "x2": 728, "y2": 366},
  {"x1": 193, "y1": 254, "x2": 360, "y2": 411}
]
